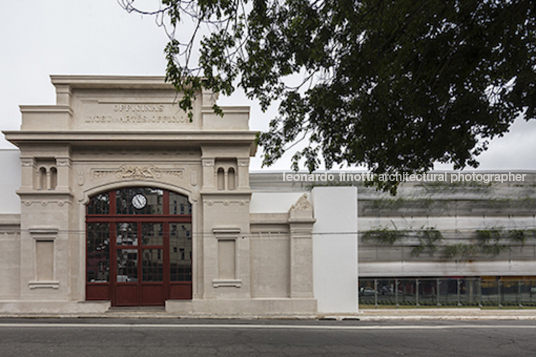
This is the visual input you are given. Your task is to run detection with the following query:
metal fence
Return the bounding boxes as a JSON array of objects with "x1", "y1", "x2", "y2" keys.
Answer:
[{"x1": 359, "y1": 278, "x2": 536, "y2": 308}]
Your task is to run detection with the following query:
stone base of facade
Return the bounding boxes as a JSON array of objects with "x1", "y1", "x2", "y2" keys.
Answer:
[
  {"x1": 0, "y1": 299, "x2": 317, "y2": 317},
  {"x1": 0, "y1": 300, "x2": 111, "y2": 314},
  {"x1": 166, "y1": 298, "x2": 317, "y2": 317}
]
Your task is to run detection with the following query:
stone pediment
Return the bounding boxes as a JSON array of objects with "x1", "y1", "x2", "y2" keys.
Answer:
[
  {"x1": 290, "y1": 194, "x2": 313, "y2": 211},
  {"x1": 289, "y1": 194, "x2": 315, "y2": 221}
]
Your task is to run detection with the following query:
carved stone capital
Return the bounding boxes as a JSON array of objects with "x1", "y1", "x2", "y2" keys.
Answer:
[
  {"x1": 237, "y1": 158, "x2": 250, "y2": 167},
  {"x1": 202, "y1": 159, "x2": 215, "y2": 167},
  {"x1": 21, "y1": 158, "x2": 36, "y2": 168},
  {"x1": 56, "y1": 158, "x2": 72, "y2": 167}
]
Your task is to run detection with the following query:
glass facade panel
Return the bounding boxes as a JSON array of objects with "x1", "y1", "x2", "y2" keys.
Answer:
[
  {"x1": 417, "y1": 279, "x2": 437, "y2": 306},
  {"x1": 459, "y1": 278, "x2": 481, "y2": 307},
  {"x1": 86, "y1": 223, "x2": 110, "y2": 282},
  {"x1": 358, "y1": 277, "x2": 536, "y2": 308},
  {"x1": 520, "y1": 280, "x2": 536, "y2": 306}
]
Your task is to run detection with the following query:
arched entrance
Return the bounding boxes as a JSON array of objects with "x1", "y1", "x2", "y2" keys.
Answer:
[{"x1": 86, "y1": 187, "x2": 192, "y2": 306}]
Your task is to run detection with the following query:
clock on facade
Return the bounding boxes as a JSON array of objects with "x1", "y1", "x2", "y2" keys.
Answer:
[{"x1": 131, "y1": 193, "x2": 147, "y2": 209}]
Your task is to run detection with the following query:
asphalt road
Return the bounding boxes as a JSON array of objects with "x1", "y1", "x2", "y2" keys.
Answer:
[{"x1": 0, "y1": 318, "x2": 534, "y2": 356}]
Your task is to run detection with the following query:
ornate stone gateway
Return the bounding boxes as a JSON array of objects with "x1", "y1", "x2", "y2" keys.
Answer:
[
  {"x1": 2, "y1": 75, "x2": 317, "y2": 316},
  {"x1": 86, "y1": 188, "x2": 192, "y2": 306}
]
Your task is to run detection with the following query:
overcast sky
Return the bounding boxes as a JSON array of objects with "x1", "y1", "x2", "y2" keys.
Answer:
[{"x1": 1, "y1": 0, "x2": 535, "y2": 172}]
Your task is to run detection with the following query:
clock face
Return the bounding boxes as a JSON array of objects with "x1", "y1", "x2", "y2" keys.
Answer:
[{"x1": 132, "y1": 194, "x2": 147, "y2": 209}]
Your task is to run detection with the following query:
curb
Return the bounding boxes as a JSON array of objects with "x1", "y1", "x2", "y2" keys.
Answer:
[{"x1": 2, "y1": 312, "x2": 536, "y2": 321}]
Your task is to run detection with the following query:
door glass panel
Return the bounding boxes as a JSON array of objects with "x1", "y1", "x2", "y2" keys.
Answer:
[
  {"x1": 116, "y1": 222, "x2": 138, "y2": 246},
  {"x1": 142, "y1": 223, "x2": 163, "y2": 246},
  {"x1": 170, "y1": 223, "x2": 192, "y2": 281},
  {"x1": 142, "y1": 249, "x2": 163, "y2": 282},
  {"x1": 87, "y1": 223, "x2": 110, "y2": 282},
  {"x1": 117, "y1": 249, "x2": 138, "y2": 282}
]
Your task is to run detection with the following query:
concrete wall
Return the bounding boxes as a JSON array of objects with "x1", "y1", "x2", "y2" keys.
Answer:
[
  {"x1": 0, "y1": 215, "x2": 20, "y2": 300},
  {"x1": 0, "y1": 149, "x2": 21, "y2": 214},
  {"x1": 250, "y1": 192, "x2": 305, "y2": 213}
]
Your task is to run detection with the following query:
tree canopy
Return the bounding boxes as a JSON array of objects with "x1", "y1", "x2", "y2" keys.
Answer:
[{"x1": 120, "y1": 0, "x2": 536, "y2": 192}]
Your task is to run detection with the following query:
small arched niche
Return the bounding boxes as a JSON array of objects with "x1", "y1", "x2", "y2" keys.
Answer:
[
  {"x1": 38, "y1": 167, "x2": 47, "y2": 190},
  {"x1": 49, "y1": 167, "x2": 58, "y2": 190},
  {"x1": 228, "y1": 167, "x2": 236, "y2": 190}
]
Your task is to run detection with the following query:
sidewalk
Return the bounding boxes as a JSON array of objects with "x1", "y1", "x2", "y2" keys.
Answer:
[
  {"x1": 329, "y1": 308, "x2": 536, "y2": 321},
  {"x1": 2, "y1": 308, "x2": 536, "y2": 321}
]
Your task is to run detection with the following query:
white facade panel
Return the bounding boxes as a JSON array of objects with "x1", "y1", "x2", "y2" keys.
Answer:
[{"x1": 311, "y1": 187, "x2": 358, "y2": 314}]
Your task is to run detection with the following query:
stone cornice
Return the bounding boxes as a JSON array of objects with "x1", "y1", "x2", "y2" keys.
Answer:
[
  {"x1": 4, "y1": 130, "x2": 257, "y2": 139},
  {"x1": 50, "y1": 75, "x2": 172, "y2": 89},
  {"x1": 16, "y1": 189, "x2": 74, "y2": 198},
  {"x1": 3, "y1": 131, "x2": 258, "y2": 155},
  {"x1": 200, "y1": 190, "x2": 252, "y2": 196},
  {"x1": 19, "y1": 105, "x2": 73, "y2": 115}
]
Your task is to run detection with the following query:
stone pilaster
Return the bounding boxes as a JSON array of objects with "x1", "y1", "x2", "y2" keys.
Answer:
[{"x1": 288, "y1": 194, "x2": 315, "y2": 299}]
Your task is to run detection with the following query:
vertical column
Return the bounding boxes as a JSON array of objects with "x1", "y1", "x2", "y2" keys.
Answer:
[
  {"x1": 55, "y1": 84, "x2": 72, "y2": 106},
  {"x1": 55, "y1": 157, "x2": 71, "y2": 190},
  {"x1": 288, "y1": 194, "x2": 315, "y2": 299},
  {"x1": 311, "y1": 186, "x2": 359, "y2": 313},
  {"x1": 20, "y1": 157, "x2": 36, "y2": 190},
  {"x1": 202, "y1": 158, "x2": 215, "y2": 190},
  {"x1": 46, "y1": 170, "x2": 52, "y2": 190},
  {"x1": 237, "y1": 158, "x2": 249, "y2": 189}
]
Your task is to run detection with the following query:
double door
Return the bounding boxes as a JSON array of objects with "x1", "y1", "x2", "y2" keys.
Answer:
[{"x1": 114, "y1": 221, "x2": 166, "y2": 306}]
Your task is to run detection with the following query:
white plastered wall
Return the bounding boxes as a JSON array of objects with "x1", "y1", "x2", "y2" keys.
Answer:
[{"x1": 311, "y1": 187, "x2": 358, "y2": 314}]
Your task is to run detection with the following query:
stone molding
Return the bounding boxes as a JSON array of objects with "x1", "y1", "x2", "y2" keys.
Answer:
[
  {"x1": 212, "y1": 279, "x2": 242, "y2": 288},
  {"x1": 204, "y1": 200, "x2": 248, "y2": 207},
  {"x1": 29, "y1": 281, "x2": 60, "y2": 290}
]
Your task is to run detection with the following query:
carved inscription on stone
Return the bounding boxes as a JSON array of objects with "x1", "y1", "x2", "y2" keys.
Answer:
[{"x1": 83, "y1": 102, "x2": 191, "y2": 125}]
